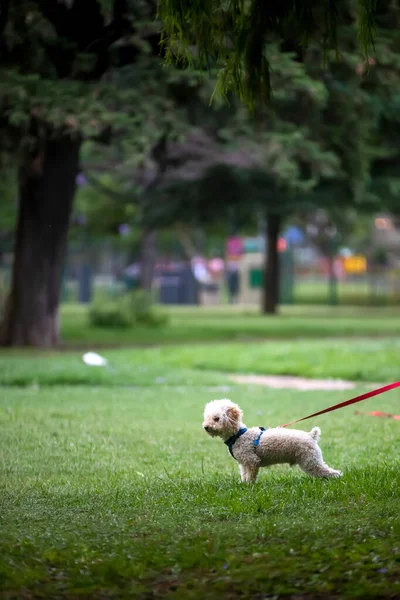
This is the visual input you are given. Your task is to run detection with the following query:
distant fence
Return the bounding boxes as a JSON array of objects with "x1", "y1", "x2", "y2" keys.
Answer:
[
  {"x1": 55, "y1": 261, "x2": 400, "y2": 307},
  {"x1": 1, "y1": 240, "x2": 400, "y2": 308},
  {"x1": 293, "y1": 268, "x2": 400, "y2": 306}
]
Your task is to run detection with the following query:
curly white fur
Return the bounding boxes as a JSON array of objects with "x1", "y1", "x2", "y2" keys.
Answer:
[{"x1": 203, "y1": 399, "x2": 342, "y2": 483}]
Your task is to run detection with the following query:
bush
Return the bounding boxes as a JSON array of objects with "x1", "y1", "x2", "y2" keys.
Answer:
[
  {"x1": 89, "y1": 290, "x2": 168, "y2": 329},
  {"x1": 128, "y1": 289, "x2": 168, "y2": 327},
  {"x1": 88, "y1": 298, "x2": 132, "y2": 328}
]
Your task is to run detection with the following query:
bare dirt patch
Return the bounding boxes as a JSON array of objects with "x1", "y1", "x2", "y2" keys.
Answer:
[{"x1": 229, "y1": 374, "x2": 357, "y2": 391}]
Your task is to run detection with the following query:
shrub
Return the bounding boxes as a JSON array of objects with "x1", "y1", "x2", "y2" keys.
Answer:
[
  {"x1": 128, "y1": 289, "x2": 168, "y2": 327},
  {"x1": 88, "y1": 290, "x2": 168, "y2": 329},
  {"x1": 88, "y1": 298, "x2": 132, "y2": 328}
]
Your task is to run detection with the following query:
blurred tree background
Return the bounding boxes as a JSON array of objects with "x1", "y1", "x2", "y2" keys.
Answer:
[{"x1": 0, "y1": 0, "x2": 399, "y2": 345}]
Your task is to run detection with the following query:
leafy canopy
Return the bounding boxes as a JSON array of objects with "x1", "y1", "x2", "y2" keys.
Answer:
[
  {"x1": 158, "y1": 0, "x2": 378, "y2": 107},
  {"x1": 0, "y1": 0, "x2": 192, "y2": 167}
]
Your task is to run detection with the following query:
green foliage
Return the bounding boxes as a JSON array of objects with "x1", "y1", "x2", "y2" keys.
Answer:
[
  {"x1": 74, "y1": 172, "x2": 138, "y2": 236},
  {"x1": 0, "y1": 0, "x2": 398, "y2": 273},
  {"x1": 0, "y1": 59, "x2": 186, "y2": 167},
  {"x1": 89, "y1": 297, "x2": 132, "y2": 328},
  {"x1": 129, "y1": 289, "x2": 168, "y2": 327},
  {"x1": 0, "y1": 2, "x2": 197, "y2": 169},
  {"x1": 363, "y1": 6, "x2": 400, "y2": 210},
  {"x1": 2, "y1": 0, "x2": 398, "y2": 218},
  {"x1": 144, "y1": 45, "x2": 361, "y2": 230},
  {"x1": 156, "y1": 9, "x2": 399, "y2": 230},
  {"x1": 159, "y1": 0, "x2": 378, "y2": 108},
  {"x1": 88, "y1": 290, "x2": 168, "y2": 329}
]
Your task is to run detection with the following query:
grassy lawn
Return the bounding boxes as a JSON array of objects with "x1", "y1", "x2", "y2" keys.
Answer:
[
  {"x1": 1, "y1": 380, "x2": 400, "y2": 599},
  {"x1": 2, "y1": 307, "x2": 400, "y2": 598},
  {"x1": 60, "y1": 303, "x2": 400, "y2": 347},
  {"x1": 1, "y1": 337, "x2": 399, "y2": 386}
]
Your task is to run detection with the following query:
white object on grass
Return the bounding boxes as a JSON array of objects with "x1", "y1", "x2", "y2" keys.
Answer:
[{"x1": 82, "y1": 352, "x2": 108, "y2": 367}]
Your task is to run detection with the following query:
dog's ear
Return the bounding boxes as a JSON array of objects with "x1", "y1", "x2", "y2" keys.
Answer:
[{"x1": 227, "y1": 405, "x2": 242, "y2": 422}]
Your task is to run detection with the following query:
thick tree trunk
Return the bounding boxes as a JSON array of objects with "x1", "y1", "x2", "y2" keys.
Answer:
[
  {"x1": 262, "y1": 214, "x2": 281, "y2": 315},
  {"x1": 139, "y1": 230, "x2": 157, "y2": 292},
  {"x1": 0, "y1": 136, "x2": 81, "y2": 347}
]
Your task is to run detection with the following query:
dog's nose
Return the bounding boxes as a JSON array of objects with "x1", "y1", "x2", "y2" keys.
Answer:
[{"x1": 204, "y1": 426, "x2": 210, "y2": 432}]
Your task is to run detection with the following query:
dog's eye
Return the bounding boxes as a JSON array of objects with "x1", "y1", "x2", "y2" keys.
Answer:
[{"x1": 213, "y1": 417, "x2": 220, "y2": 422}]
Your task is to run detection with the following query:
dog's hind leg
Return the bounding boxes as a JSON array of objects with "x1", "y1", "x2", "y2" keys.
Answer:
[
  {"x1": 298, "y1": 447, "x2": 342, "y2": 478},
  {"x1": 300, "y1": 460, "x2": 342, "y2": 478}
]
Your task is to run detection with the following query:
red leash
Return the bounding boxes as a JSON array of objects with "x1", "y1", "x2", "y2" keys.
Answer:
[{"x1": 280, "y1": 381, "x2": 400, "y2": 428}]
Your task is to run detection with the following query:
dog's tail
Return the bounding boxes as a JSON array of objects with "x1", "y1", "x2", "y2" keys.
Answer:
[{"x1": 310, "y1": 426, "x2": 321, "y2": 441}]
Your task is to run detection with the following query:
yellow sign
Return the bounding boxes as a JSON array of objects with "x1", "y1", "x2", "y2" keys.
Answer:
[{"x1": 343, "y1": 255, "x2": 367, "y2": 274}]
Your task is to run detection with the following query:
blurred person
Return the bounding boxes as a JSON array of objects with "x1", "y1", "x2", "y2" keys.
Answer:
[{"x1": 226, "y1": 260, "x2": 240, "y2": 303}]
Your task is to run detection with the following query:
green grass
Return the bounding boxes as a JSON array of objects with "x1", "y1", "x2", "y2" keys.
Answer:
[
  {"x1": 60, "y1": 303, "x2": 400, "y2": 347},
  {"x1": 1, "y1": 383, "x2": 400, "y2": 599},
  {"x1": 2, "y1": 306, "x2": 400, "y2": 598},
  {"x1": 141, "y1": 337, "x2": 400, "y2": 383},
  {"x1": 1, "y1": 337, "x2": 399, "y2": 387}
]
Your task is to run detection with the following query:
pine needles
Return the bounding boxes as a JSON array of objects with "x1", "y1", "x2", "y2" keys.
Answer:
[{"x1": 159, "y1": 0, "x2": 377, "y2": 106}]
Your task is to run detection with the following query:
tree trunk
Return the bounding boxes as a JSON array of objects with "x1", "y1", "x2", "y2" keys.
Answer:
[
  {"x1": 139, "y1": 230, "x2": 157, "y2": 292},
  {"x1": 0, "y1": 136, "x2": 81, "y2": 347},
  {"x1": 137, "y1": 134, "x2": 168, "y2": 294},
  {"x1": 262, "y1": 214, "x2": 281, "y2": 314},
  {"x1": 327, "y1": 254, "x2": 338, "y2": 306}
]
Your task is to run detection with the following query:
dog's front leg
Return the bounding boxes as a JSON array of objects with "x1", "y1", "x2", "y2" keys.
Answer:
[{"x1": 239, "y1": 463, "x2": 259, "y2": 483}]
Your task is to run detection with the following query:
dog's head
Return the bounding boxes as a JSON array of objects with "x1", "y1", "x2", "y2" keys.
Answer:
[{"x1": 202, "y1": 399, "x2": 243, "y2": 439}]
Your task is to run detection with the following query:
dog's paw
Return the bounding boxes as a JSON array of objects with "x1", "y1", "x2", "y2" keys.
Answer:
[{"x1": 331, "y1": 470, "x2": 343, "y2": 478}]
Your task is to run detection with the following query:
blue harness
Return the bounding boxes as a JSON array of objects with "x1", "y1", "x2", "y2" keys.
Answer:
[{"x1": 224, "y1": 427, "x2": 266, "y2": 460}]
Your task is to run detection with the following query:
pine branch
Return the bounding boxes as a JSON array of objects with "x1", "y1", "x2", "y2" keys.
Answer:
[{"x1": 159, "y1": 0, "x2": 378, "y2": 106}]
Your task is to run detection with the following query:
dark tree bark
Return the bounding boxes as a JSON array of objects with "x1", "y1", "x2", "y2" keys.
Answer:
[
  {"x1": 137, "y1": 134, "x2": 169, "y2": 293},
  {"x1": 0, "y1": 0, "x2": 9, "y2": 36},
  {"x1": 0, "y1": 136, "x2": 81, "y2": 347},
  {"x1": 262, "y1": 213, "x2": 281, "y2": 314},
  {"x1": 327, "y1": 254, "x2": 338, "y2": 306},
  {"x1": 139, "y1": 230, "x2": 157, "y2": 292}
]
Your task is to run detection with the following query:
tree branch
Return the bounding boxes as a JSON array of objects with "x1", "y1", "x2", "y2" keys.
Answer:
[
  {"x1": 0, "y1": 0, "x2": 9, "y2": 37},
  {"x1": 32, "y1": 0, "x2": 136, "y2": 80}
]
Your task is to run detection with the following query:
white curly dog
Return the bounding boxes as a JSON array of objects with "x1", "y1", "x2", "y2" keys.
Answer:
[{"x1": 203, "y1": 399, "x2": 342, "y2": 483}]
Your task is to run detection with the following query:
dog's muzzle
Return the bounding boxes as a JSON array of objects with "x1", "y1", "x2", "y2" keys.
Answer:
[{"x1": 204, "y1": 426, "x2": 210, "y2": 432}]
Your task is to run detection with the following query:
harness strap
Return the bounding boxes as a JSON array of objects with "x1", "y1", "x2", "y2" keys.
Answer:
[
  {"x1": 253, "y1": 427, "x2": 266, "y2": 447},
  {"x1": 225, "y1": 427, "x2": 265, "y2": 460},
  {"x1": 225, "y1": 427, "x2": 247, "y2": 459}
]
